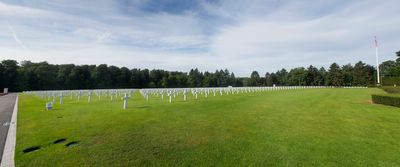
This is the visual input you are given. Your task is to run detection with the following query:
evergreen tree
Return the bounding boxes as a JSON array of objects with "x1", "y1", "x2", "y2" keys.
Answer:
[
  {"x1": 353, "y1": 61, "x2": 368, "y2": 86},
  {"x1": 1, "y1": 60, "x2": 19, "y2": 91},
  {"x1": 249, "y1": 71, "x2": 261, "y2": 86},
  {"x1": 287, "y1": 67, "x2": 306, "y2": 86},
  {"x1": 342, "y1": 64, "x2": 354, "y2": 86},
  {"x1": 276, "y1": 68, "x2": 288, "y2": 86},
  {"x1": 317, "y1": 67, "x2": 327, "y2": 86},
  {"x1": 305, "y1": 65, "x2": 319, "y2": 86},
  {"x1": 265, "y1": 72, "x2": 272, "y2": 86},
  {"x1": 188, "y1": 68, "x2": 203, "y2": 87},
  {"x1": 380, "y1": 60, "x2": 400, "y2": 77},
  {"x1": 93, "y1": 64, "x2": 111, "y2": 88},
  {"x1": 326, "y1": 63, "x2": 343, "y2": 86},
  {"x1": 118, "y1": 67, "x2": 131, "y2": 88}
]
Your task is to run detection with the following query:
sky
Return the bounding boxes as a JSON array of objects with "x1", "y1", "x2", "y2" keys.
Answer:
[{"x1": 0, "y1": 0, "x2": 399, "y2": 76}]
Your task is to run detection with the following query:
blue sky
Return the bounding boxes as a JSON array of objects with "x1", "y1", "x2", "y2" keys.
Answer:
[{"x1": 1, "y1": 0, "x2": 399, "y2": 76}]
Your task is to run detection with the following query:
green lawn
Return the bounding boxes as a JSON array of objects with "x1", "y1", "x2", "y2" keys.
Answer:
[{"x1": 16, "y1": 88, "x2": 400, "y2": 166}]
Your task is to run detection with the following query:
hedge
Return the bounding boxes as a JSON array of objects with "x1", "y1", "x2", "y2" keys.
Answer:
[
  {"x1": 382, "y1": 77, "x2": 400, "y2": 86},
  {"x1": 381, "y1": 86, "x2": 400, "y2": 94},
  {"x1": 372, "y1": 94, "x2": 400, "y2": 107}
]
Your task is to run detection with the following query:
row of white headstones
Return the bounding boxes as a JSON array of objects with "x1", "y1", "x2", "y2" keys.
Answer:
[
  {"x1": 25, "y1": 89, "x2": 137, "y2": 110},
  {"x1": 24, "y1": 86, "x2": 367, "y2": 110}
]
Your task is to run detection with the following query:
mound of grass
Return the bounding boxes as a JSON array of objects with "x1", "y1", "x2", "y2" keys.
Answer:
[{"x1": 16, "y1": 88, "x2": 400, "y2": 166}]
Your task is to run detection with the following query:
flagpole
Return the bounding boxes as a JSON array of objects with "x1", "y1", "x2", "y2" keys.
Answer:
[{"x1": 375, "y1": 36, "x2": 381, "y2": 86}]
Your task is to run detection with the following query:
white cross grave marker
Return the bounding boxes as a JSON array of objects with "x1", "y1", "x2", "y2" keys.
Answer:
[
  {"x1": 78, "y1": 91, "x2": 82, "y2": 101},
  {"x1": 121, "y1": 93, "x2": 130, "y2": 109},
  {"x1": 59, "y1": 93, "x2": 64, "y2": 104},
  {"x1": 183, "y1": 89, "x2": 187, "y2": 101},
  {"x1": 46, "y1": 102, "x2": 53, "y2": 111},
  {"x1": 167, "y1": 90, "x2": 172, "y2": 103},
  {"x1": 88, "y1": 92, "x2": 92, "y2": 103}
]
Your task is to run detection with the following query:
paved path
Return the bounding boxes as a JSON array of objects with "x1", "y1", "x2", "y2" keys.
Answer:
[{"x1": 0, "y1": 94, "x2": 17, "y2": 164}]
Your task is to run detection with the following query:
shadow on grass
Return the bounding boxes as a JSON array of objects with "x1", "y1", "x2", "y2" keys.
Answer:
[
  {"x1": 65, "y1": 141, "x2": 80, "y2": 147},
  {"x1": 53, "y1": 138, "x2": 67, "y2": 144},
  {"x1": 23, "y1": 146, "x2": 40, "y2": 153}
]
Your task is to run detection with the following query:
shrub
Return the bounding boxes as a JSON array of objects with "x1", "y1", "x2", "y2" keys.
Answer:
[
  {"x1": 382, "y1": 77, "x2": 400, "y2": 86},
  {"x1": 372, "y1": 94, "x2": 400, "y2": 107},
  {"x1": 381, "y1": 86, "x2": 400, "y2": 94}
]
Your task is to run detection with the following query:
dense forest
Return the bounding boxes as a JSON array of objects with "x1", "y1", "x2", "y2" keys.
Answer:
[{"x1": 1, "y1": 50, "x2": 399, "y2": 92}]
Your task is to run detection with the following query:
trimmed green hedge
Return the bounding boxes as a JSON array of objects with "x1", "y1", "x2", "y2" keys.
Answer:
[
  {"x1": 382, "y1": 77, "x2": 400, "y2": 86},
  {"x1": 372, "y1": 94, "x2": 400, "y2": 107},
  {"x1": 381, "y1": 86, "x2": 400, "y2": 94}
]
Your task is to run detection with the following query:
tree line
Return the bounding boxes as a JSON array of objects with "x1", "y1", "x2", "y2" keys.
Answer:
[
  {"x1": 248, "y1": 61, "x2": 376, "y2": 87},
  {"x1": 0, "y1": 60, "x2": 241, "y2": 92},
  {"x1": 0, "y1": 50, "x2": 399, "y2": 92},
  {"x1": 246, "y1": 50, "x2": 400, "y2": 87}
]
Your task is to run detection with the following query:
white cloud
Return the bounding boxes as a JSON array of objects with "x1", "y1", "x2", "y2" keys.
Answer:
[
  {"x1": 0, "y1": 1, "x2": 50, "y2": 16},
  {"x1": 0, "y1": 0, "x2": 400, "y2": 76},
  {"x1": 207, "y1": 0, "x2": 400, "y2": 75}
]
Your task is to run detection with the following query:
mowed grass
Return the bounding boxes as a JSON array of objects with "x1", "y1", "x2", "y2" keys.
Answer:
[{"x1": 16, "y1": 88, "x2": 400, "y2": 166}]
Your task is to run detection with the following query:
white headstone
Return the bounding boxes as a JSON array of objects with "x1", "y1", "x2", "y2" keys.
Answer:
[
  {"x1": 121, "y1": 93, "x2": 129, "y2": 109},
  {"x1": 59, "y1": 93, "x2": 64, "y2": 104},
  {"x1": 46, "y1": 102, "x2": 53, "y2": 111},
  {"x1": 78, "y1": 91, "x2": 82, "y2": 101},
  {"x1": 88, "y1": 92, "x2": 92, "y2": 103},
  {"x1": 167, "y1": 91, "x2": 172, "y2": 103},
  {"x1": 183, "y1": 90, "x2": 187, "y2": 101}
]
